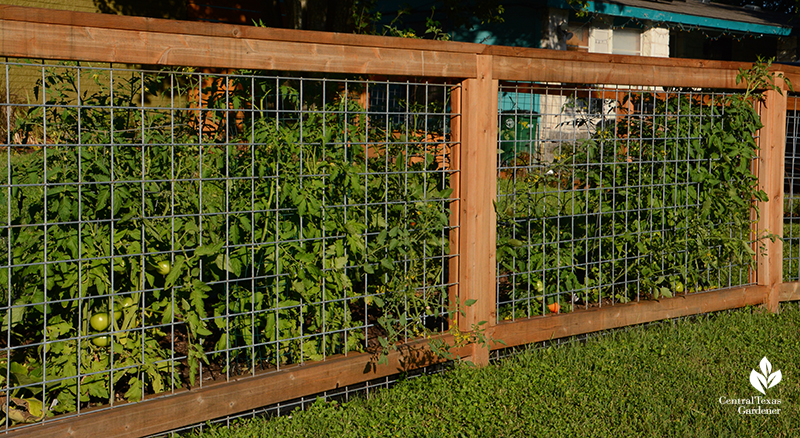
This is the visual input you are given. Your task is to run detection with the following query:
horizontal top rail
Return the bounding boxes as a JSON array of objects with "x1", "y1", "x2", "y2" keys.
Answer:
[
  {"x1": 1, "y1": 6, "x2": 799, "y2": 88},
  {"x1": 0, "y1": 5, "x2": 480, "y2": 78},
  {"x1": 0, "y1": 5, "x2": 485, "y2": 54}
]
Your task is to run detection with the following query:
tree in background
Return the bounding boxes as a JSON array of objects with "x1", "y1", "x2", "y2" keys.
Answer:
[{"x1": 87, "y1": 0, "x2": 504, "y2": 39}]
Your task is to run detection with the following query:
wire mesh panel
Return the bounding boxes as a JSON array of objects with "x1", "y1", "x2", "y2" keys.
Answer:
[
  {"x1": 495, "y1": 83, "x2": 759, "y2": 322},
  {"x1": 0, "y1": 60, "x2": 457, "y2": 430},
  {"x1": 784, "y1": 95, "x2": 800, "y2": 281}
]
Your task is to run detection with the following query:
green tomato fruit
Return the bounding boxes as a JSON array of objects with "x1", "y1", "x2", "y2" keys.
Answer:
[
  {"x1": 156, "y1": 260, "x2": 171, "y2": 276},
  {"x1": 90, "y1": 313, "x2": 110, "y2": 331},
  {"x1": 535, "y1": 280, "x2": 544, "y2": 293},
  {"x1": 674, "y1": 282, "x2": 685, "y2": 294},
  {"x1": 121, "y1": 297, "x2": 135, "y2": 308},
  {"x1": 113, "y1": 310, "x2": 122, "y2": 321},
  {"x1": 91, "y1": 335, "x2": 110, "y2": 347}
]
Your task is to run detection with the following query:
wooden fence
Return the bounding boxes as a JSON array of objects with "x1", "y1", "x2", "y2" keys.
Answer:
[{"x1": 1, "y1": 5, "x2": 799, "y2": 437}]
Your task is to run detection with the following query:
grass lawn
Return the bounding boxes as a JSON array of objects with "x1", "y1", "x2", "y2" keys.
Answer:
[{"x1": 190, "y1": 303, "x2": 800, "y2": 437}]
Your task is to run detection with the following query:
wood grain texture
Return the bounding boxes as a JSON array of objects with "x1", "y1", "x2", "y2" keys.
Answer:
[
  {"x1": 0, "y1": 18, "x2": 476, "y2": 77},
  {"x1": 756, "y1": 83, "x2": 787, "y2": 312},
  {"x1": 5, "y1": 5, "x2": 800, "y2": 87},
  {"x1": 486, "y1": 45, "x2": 800, "y2": 88},
  {"x1": 493, "y1": 286, "x2": 769, "y2": 349},
  {"x1": 456, "y1": 56, "x2": 498, "y2": 366},
  {"x1": 780, "y1": 282, "x2": 800, "y2": 302},
  {"x1": 1, "y1": 6, "x2": 796, "y2": 435},
  {"x1": 491, "y1": 56, "x2": 745, "y2": 88},
  {"x1": 0, "y1": 5, "x2": 484, "y2": 54},
  {"x1": 7, "y1": 334, "x2": 463, "y2": 438}
]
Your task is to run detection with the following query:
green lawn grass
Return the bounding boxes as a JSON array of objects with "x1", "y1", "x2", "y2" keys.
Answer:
[
  {"x1": 190, "y1": 304, "x2": 800, "y2": 437},
  {"x1": 784, "y1": 221, "x2": 800, "y2": 281}
]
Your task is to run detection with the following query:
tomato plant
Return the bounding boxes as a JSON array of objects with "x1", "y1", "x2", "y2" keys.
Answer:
[
  {"x1": 2, "y1": 64, "x2": 454, "y2": 414},
  {"x1": 496, "y1": 59, "x2": 784, "y2": 319}
]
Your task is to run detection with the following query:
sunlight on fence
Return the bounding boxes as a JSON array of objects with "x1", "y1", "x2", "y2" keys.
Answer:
[
  {"x1": 496, "y1": 83, "x2": 758, "y2": 322},
  {"x1": 784, "y1": 94, "x2": 800, "y2": 281},
  {"x1": 0, "y1": 8, "x2": 795, "y2": 435},
  {"x1": 0, "y1": 60, "x2": 457, "y2": 427}
]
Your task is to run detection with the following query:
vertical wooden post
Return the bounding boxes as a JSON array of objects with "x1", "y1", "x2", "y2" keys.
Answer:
[
  {"x1": 457, "y1": 55, "x2": 498, "y2": 366},
  {"x1": 756, "y1": 79, "x2": 787, "y2": 313}
]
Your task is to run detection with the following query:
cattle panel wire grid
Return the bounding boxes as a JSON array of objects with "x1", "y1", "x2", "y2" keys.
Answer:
[
  {"x1": 784, "y1": 93, "x2": 800, "y2": 281},
  {"x1": 0, "y1": 59, "x2": 459, "y2": 430},
  {"x1": 495, "y1": 82, "x2": 758, "y2": 324}
]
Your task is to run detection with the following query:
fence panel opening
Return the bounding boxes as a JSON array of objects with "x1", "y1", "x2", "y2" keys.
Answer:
[
  {"x1": 496, "y1": 83, "x2": 760, "y2": 322},
  {"x1": 0, "y1": 60, "x2": 458, "y2": 428},
  {"x1": 784, "y1": 94, "x2": 800, "y2": 281}
]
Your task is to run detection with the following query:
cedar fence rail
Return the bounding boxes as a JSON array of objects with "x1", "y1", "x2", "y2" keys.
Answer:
[{"x1": 1, "y1": 5, "x2": 800, "y2": 437}]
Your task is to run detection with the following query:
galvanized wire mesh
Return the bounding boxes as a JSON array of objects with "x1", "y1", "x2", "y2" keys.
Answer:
[
  {"x1": 495, "y1": 83, "x2": 757, "y2": 323},
  {"x1": 0, "y1": 60, "x2": 458, "y2": 430}
]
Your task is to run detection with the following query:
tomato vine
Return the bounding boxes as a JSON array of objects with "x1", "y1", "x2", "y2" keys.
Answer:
[
  {"x1": 1, "y1": 65, "x2": 455, "y2": 418},
  {"x1": 496, "y1": 59, "x2": 787, "y2": 318}
]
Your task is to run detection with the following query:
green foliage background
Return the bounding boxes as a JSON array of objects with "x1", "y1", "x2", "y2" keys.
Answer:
[
  {"x1": 1, "y1": 64, "x2": 454, "y2": 417},
  {"x1": 496, "y1": 81, "x2": 772, "y2": 319}
]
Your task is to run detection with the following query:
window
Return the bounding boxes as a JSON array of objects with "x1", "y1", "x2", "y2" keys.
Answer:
[
  {"x1": 589, "y1": 27, "x2": 641, "y2": 56},
  {"x1": 612, "y1": 29, "x2": 641, "y2": 56}
]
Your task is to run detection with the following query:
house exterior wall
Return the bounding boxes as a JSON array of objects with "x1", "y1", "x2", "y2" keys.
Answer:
[
  {"x1": 540, "y1": 8, "x2": 569, "y2": 50},
  {"x1": 777, "y1": 37, "x2": 797, "y2": 63},
  {"x1": 587, "y1": 17, "x2": 612, "y2": 54},
  {"x1": 671, "y1": 30, "x2": 793, "y2": 62},
  {"x1": 642, "y1": 27, "x2": 670, "y2": 58},
  {"x1": 538, "y1": 17, "x2": 671, "y2": 163}
]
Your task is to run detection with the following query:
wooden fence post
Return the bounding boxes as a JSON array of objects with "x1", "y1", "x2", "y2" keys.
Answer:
[
  {"x1": 756, "y1": 79, "x2": 787, "y2": 312},
  {"x1": 457, "y1": 55, "x2": 498, "y2": 366}
]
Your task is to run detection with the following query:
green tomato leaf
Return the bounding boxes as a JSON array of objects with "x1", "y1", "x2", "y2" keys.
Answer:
[
  {"x1": 163, "y1": 257, "x2": 184, "y2": 288},
  {"x1": 124, "y1": 377, "x2": 143, "y2": 402},
  {"x1": 195, "y1": 242, "x2": 224, "y2": 257}
]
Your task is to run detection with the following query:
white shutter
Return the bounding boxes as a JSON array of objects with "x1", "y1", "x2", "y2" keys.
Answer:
[
  {"x1": 590, "y1": 28, "x2": 611, "y2": 54},
  {"x1": 612, "y1": 29, "x2": 641, "y2": 56}
]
